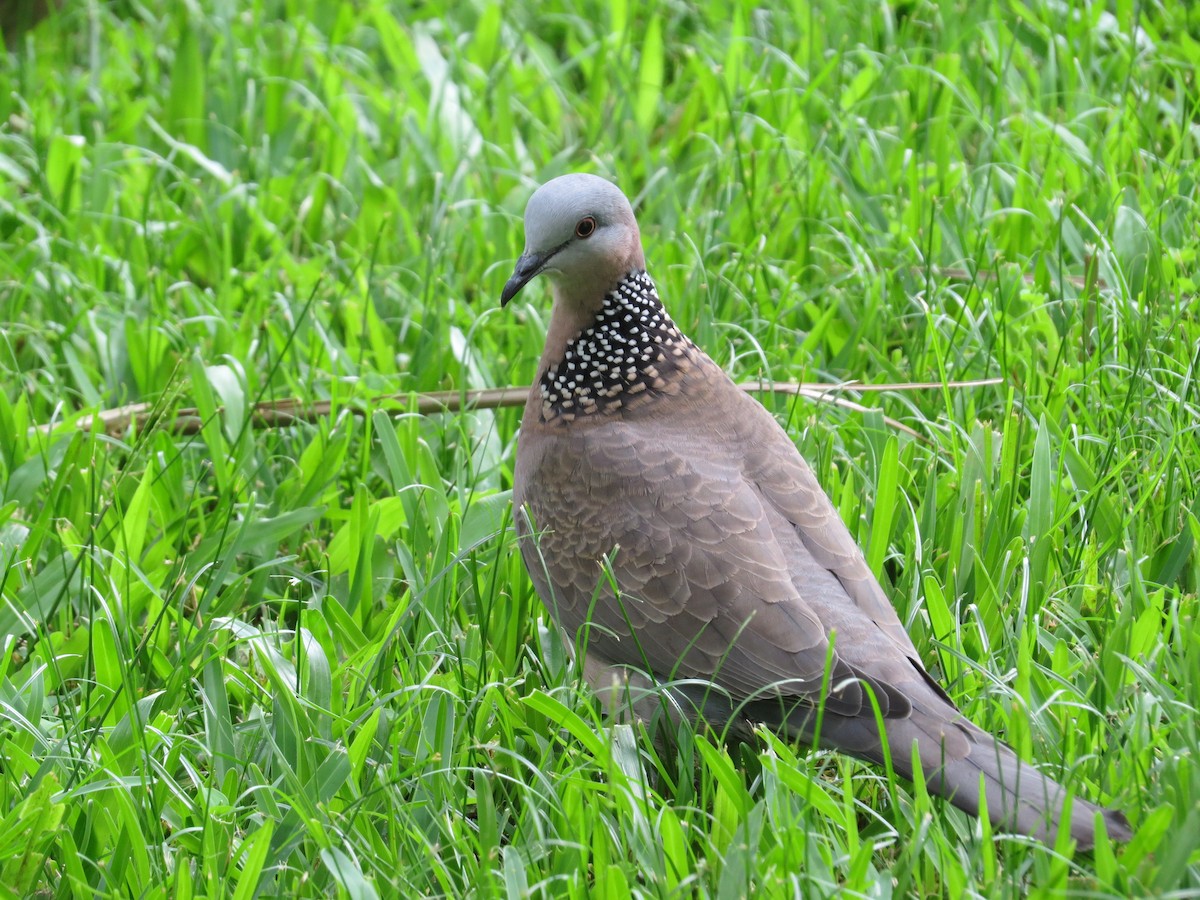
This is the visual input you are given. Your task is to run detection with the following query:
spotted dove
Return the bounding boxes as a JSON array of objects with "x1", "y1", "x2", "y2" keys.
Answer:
[{"x1": 501, "y1": 173, "x2": 1130, "y2": 848}]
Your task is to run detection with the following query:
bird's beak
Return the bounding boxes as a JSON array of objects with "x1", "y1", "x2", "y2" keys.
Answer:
[{"x1": 501, "y1": 251, "x2": 549, "y2": 307}]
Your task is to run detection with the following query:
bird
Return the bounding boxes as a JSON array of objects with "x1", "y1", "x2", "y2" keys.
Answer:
[{"x1": 500, "y1": 172, "x2": 1131, "y2": 848}]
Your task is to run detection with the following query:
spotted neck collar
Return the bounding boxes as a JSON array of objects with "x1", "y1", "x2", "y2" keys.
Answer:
[{"x1": 537, "y1": 270, "x2": 703, "y2": 423}]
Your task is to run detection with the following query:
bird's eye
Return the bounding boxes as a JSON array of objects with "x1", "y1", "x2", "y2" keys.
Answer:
[{"x1": 575, "y1": 216, "x2": 597, "y2": 238}]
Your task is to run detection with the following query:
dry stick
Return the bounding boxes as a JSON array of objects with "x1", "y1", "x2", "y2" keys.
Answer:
[{"x1": 41, "y1": 378, "x2": 1005, "y2": 440}]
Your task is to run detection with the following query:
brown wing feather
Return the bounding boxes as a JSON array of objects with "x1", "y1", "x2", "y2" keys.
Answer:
[{"x1": 515, "y1": 376, "x2": 914, "y2": 718}]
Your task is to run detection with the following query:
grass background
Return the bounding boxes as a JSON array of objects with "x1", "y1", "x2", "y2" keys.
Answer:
[{"x1": 1, "y1": 0, "x2": 1198, "y2": 895}]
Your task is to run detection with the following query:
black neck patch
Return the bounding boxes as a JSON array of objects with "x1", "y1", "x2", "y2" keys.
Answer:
[{"x1": 538, "y1": 270, "x2": 702, "y2": 422}]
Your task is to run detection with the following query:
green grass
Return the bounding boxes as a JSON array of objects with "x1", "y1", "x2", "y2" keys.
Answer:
[{"x1": 1, "y1": 0, "x2": 1198, "y2": 895}]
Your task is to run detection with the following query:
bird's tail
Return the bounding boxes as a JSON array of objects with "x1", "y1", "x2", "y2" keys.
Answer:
[
  {"x1": 815, "y1": 703, "x2": 1132, "y2": 849},
  {"x1": 599, "y1": 670, "x2": 1132, "y2": 848}
]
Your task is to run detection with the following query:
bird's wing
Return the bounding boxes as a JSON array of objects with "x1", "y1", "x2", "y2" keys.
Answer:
[
  {"x1": 739, "y1": 406, "x2": 921, "y2": 659},
  {"x1": 731, "y1": 389, "x2": 960, "y2": 706},
  {"x1": 516, "y1": 418, "x2": 911, "y2": 719}
]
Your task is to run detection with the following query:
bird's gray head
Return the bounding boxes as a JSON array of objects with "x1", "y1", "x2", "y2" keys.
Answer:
[{"x1": 501, "y1": 174, "x2": 645, "y2": 307}]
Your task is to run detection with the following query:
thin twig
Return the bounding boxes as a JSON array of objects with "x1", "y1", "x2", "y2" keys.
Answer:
[{"x1": 33, "y1": 378, "x2": 1005, "y2": 439}]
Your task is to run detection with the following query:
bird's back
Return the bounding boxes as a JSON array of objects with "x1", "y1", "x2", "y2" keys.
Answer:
[{"x1": 514, "y1": 349, "x2": 930, "y2": 710}]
